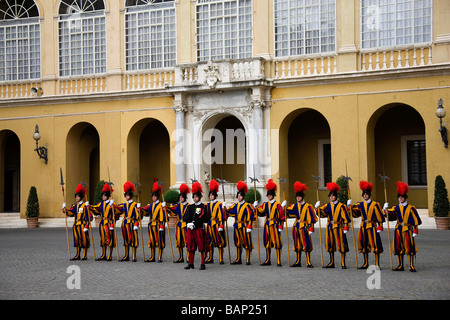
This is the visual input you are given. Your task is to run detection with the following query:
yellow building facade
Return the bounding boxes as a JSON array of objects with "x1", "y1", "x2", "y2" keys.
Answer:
[{"x1": 0, "y1": 0, "x2": 449, "y2": 218}]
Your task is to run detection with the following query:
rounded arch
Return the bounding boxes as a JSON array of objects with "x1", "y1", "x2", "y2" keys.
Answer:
[
  {"x1": 200, "y1": 113, "x2": 247, "y2": 184},
  {"x1": 279, "y1": 107, "x2": 331, "y2": 204},
  {"x1": 127, "y1": 118, "x2": 170, "y2": 205},
  {"x1": 58, "y1": 0, "x2": 105, "y2": 15},
  {"x1": 0, "y1": 0, "x2": 40, "y2": 20},
  {"x1": 0, "y1": 130, "x2": 21, "y2": 212},
  {"x1": 66, "y1": 122, "x2": 100, "y2": 202},
  {"x1": 367, "y1": 103, "x2": 427, "y2": 208}
]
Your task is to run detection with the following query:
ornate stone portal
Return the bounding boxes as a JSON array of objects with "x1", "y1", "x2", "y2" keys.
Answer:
[{"x1": 169, "y1": 59, "x2": 272, "y2": 200}]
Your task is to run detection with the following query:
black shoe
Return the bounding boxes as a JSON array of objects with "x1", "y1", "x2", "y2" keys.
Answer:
[
  {"x1": 220, "y1": 261, "x2": 224, "y2": 265},
  {"x1": 199, "y1": 264, "x2": 206, "y2": 270},
  {"x1": 70, "y1": 256, "x2": 80, "y2": 261},
  {"x1": 393, "y1": 265, "x2": 404, "y2": 271},
  {"x1": 260, "y1": 261, "x2": 271, "y2": 266},
  {"x1": 120, "y1": 257, "x2": 129, "y2": 262},
  {"x1": 231, "y1": 260, "x2": 242, "y2": 265},
  {"x1": 175, "y1": 258, "x2": 184, "y2": 263},
  {"x1": 290, "y1": 262, "x2": 301, "y2": 267},
  {"x1": 358, "y1": 265, "x2": 368, "y2": 269},
  {"x1": 205, "y1": 259, "x2": 214, "y2": 264},
  {"x1": 184, "y1": 264, "x2": 194, "y2": 270},
  {"x1": 146, "y1": 257, "x2": 155, "y2": 263},
  {"x1": 246, "y1": 261, "x2": 251, "y2": 265},
  {"x1": 307, "y1": 264, "x2": 314, "y2": 268},
  {"x1": 277, "y1": 263, "x2": 282, "y2": 267},
  {"x1": 96, "y1": 256, "x2": 106, "y2": 261},
  {"x1": 341, "y1": 265, "x2": 347, "y2": 269},
  {"x1": 324, "y1": 263, "x2": 335, "y2": 268}
]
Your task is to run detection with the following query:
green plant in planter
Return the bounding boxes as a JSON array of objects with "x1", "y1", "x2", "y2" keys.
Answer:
[
  {"x1": 164, "y1": 189, "x2": 180, "y2": 203},
  {"x1": 245, "y1": 188, "x2": 261, "y2": 204},
  {"x1": 336, "y1": 176, "x2": 349, "y2": 204},
  {"x1": 94, "y1": 180, "x2": 107, "y2": 205},
  {"x1": 26, "y1": 186, "x2": 40, "y2": 218},
  {"x1": 433, "y1": 175, "x2": 450, "y2": 217}
]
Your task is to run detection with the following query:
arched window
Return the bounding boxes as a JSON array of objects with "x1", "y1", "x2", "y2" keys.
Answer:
[
  {"x1": 58, "y1": 0, "x2": 106, "y2": 77},
  {"x1": 125, "y1": 0, "x2": 176, "y2": 71},
  {"x1": 0, "y1": 0, "x2": 41, "y2": 82},
  {"x1": 196, "y1": 0, "x2": 253, "y2": 61}
]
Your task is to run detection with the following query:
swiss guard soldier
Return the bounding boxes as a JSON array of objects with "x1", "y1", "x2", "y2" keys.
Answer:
[
  {"x1": 284, "y1": 181, "x2": 318, "y2": 267},
  {"x1": 167, "y1": 183, "x2": 191, "y2": 263},
  {"x1": 223, "y1": 181, "x2": 255, "y2": 265},
  {"x1": 141, "y1": 182, "x2": 167, "y2": 263},
  {"x1": 385, "y1": 181, "x2": 422, "y2": 272},
  {"x1": 205, "y1": 179, "x2": 227, "y2": 264},
  {"x1": 349, "y1": 181, "x2": 385, "y2": 269},
  {"x1": 62, "y1": 183, "x2": 93, "y2": 260},
  {"x1": 183, "y1": 182, "x2": 211, "y2": 270},
  {"x1": 316, "y1": 182, "x2": 350, "y2": 269},
  {"x1": 90, "y1": 183, "x2": 117, "y2": 261},
  {"x1": 254, "y1": 179, "x2": 285, "y2": 266},
  {"x1": 114, "y1": 181, "x2": 140, "y2": 262}
]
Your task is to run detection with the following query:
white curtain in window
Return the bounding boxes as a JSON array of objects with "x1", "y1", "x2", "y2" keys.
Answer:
[{"x1": 361, "y1": 0, "x2": 432, "y2": 49}]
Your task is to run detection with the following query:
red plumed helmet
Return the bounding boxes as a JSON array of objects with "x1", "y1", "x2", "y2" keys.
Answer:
[
  {"x1": 326, "y1": 182, "x2": 340, "y2": 193},
  {"x1": 152, "y1": 181, "x2": 162, "y2": 195},
  {"x1": 209, "y1": 179, "x2": 219, "y2": 193},
  {"x1": 266, "y1": 179, "x2": 277, "y2": 192},
  {"x1": 294, "y1": 181, "x2": 309, "y2": 194},
  {"x1": 75, "y1": 183, "x2": 86, "y2": 196},
  {"x1": 359, "y1": 181, "x2": 373, "y2": 193},
  {"x1": 123, "y1": 181, "x2": 135, "y2": 194},
  {"x1": 237, "y1": 180, "x2": 248, "y2": 194},
  {"x1": 192, "y1": 181, "x2": 203, "y2": 196},
  {"x1": 396, "y1": 181, "x2": 409, "y2": 197},
  {"x1": 102, "y1": 183, "x2": 113, "y2": 193},
  {"x1": 179, "y1": 183, "x2": 190, "y2": 195}
]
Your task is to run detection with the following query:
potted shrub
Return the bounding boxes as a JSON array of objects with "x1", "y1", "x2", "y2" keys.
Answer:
[
  {"x1": 164, "y1": 189, "x2": 180, "y2": 228},
  {"x1": 25, "y1": 186, "x2": 40, "y2": 228},
  {"x1": 93, "y1": 180, "x2": 107, "y2": 226},
  {"x1": 433, "y1": 175, "x2": 450, "y2": 230},
  {"x1": 336, "y1": 175, "x2": 349, "y2": 204},
  {"x1": 245, "y1": 188, "x2": 261, "y2": 228}
]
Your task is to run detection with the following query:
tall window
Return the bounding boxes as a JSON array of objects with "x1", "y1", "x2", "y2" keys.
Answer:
[
  {"x1": 0, "y1": 0, "x2": 41, "y2": 82},
  {"x1": 274, "y1": 0, "x2": 336, "y2": 57},
  {"x1": 125, "y1": 0, "x2": 176, "y2": 71},
  {"x1": 196, "y1": 0, "x2": 253, "y2": 62},
  {"x1": 58, "y1": 0, "x2": 106, "y2": 77},
  {"x1": 402, "y1": 135, "x2": 427, "y2": 186},
  {"x1": 361, "y1": 0, "x2": 432, "y2": 49}
]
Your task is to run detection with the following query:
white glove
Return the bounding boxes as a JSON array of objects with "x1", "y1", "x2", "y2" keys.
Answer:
[
  {"x1": 222, "y1": 202, "x2": 227, "y2": 209},
  {"x1": 159, "y1": 227, "x2": 164, "y2": 231},
  {"x1": 246, "y1": 227, "x2": 252, "y2": 233},
  {"x1": 347, "y1": 199, "x2": 352, "y2": 206},
  {"x1": 62, "y1": 203, "x2": 66, "y2": 209},
  {"x1": 133, "y1": 225, "x2": 138, "y2": 231},
  {"x1": 110, "y1": 226, "x2": 115, "y2": 231},
  {"x1": 137, "y1": 203, "x2": 141, "y2": 208},
  {"x1": 281, "y1": 200, "x2": 287, "y2": 208},
  {"x1": 343, "y1": 229, "x2": 348, "y2": 234},
  {"x1": 253, "y1": 201, "x2": 258, "y2": 208},
  {"x1": 383, "y1": 203, "x2": 389, "y2": 210},
  {"x1": 85, "y1": 201, "x2": 89, "y2": 206},
  {"x1": 83, "y1": 227, "x2": 89, "y2": 232},
  {"x1": 187, "y1": 222, "x2": 194, "y2": 230},
  {"x1": 162, "y1": 202, "x2": 166, "y2": 208},
  {"x1": 218, "y1": 227, "x2": 223, "y2": 232},
  {"x1": 315, "y1": 201, "x2": 320, "y2": 209}
]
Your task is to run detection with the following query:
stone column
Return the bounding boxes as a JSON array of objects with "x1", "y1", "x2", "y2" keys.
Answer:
[{"x1": 172, "y1": 95, "x2": 188, "y2": 188}]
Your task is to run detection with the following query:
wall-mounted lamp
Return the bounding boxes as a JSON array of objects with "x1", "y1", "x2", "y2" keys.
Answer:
[
  {"x1": 31, "y1": 87, "x2": 43, "y2": 97},
  {"x1": 33, "y1": 124, "x2": 48, "y2": 164},
  {"x1": 435, "y1": 98, "x2": 448, "y2": 148}
]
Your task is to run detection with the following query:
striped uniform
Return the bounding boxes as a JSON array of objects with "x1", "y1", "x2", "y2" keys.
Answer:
[
  {"x1": 141, "y1": 201, "x2": 166, "y2": 262},
  {"x1": 167, "y1": 201, "x2": 189, "y2": 250},
  {"x1": 318, "y1": 201, "x2": 350, "y2": 268},
  {"x1": 256, "y1": 200, "x2": 285, "y2": 250},
  {"x1": 90, "y1": 200, "x2": 116, "y2": 248},
  {"x1": 387, "y1": 203, "x2": 422, "y2": 258},
  {"x1": 285, "y1": 202, "x2": 317, "y2": 253},
  {"x1": 352, "y1": 200, "x2": 384, "y2": 252},
  {"x1": 225, "y1": 201, "x2": 254, "y2": 264},
  {"x1": 66, "y1": 201, "x2": 92, "y2": 249},
  {"x1": 206, "y1": 200, "x2": 227, "y2": 264},
  {"x1": 115, "y1": 200, "x2": 140, "y2": 249}
]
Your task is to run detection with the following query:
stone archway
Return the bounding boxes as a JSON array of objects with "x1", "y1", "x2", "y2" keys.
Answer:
[
  {"x1": 368, "y1": 103, "x2": 427, "y2": 208},
  {"x1": 127, "y1": 118, "x2": 170, "y2": 205},
  {"x1": 0, "y1": 130, "x2": 20, "y2": 212},
  {"x1": 66, "y1": 122, "x2": 100, "y2": 202}
]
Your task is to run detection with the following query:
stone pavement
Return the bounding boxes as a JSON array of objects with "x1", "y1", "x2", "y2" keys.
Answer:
[{"x1": 0, "y1": 216, "x2": 449, "y2": 305}]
